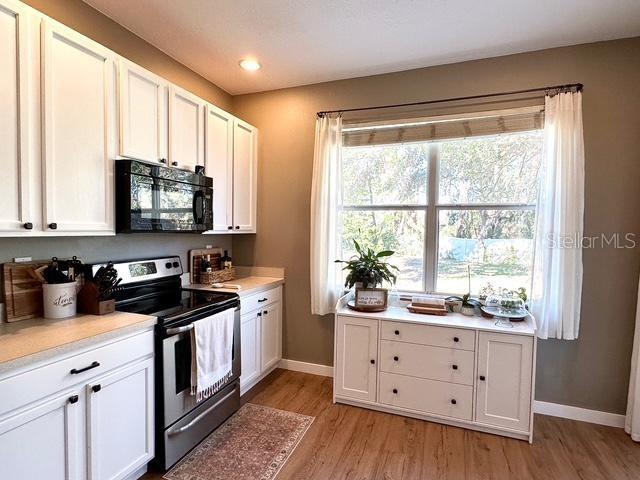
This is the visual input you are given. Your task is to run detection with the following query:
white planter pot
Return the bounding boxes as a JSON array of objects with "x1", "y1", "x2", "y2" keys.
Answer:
[
  {"x1": 43, "y1": 282, "x2": 77, "y2": 319},
  {"x1": 461, "y1": 305, "x2": 475, "y2": 316}
]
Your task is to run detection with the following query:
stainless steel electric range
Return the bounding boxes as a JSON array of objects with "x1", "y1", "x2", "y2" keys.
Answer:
[{"x1": 87, "y1": 256, "x2": 241, "y2": 470}]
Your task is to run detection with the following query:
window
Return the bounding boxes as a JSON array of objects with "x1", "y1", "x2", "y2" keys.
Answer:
[{"x1": 340, "y1": 124, "x2": 543, "y2": 295}]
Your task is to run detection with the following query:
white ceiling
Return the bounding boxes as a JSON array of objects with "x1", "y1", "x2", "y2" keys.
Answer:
[{"x1": 83, "y1": 0, "x2": 640, "y2": 95}]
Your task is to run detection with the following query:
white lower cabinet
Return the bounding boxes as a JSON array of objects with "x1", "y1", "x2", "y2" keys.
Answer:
[
  {"x1": 0, "y1": 390, "x2": 82, "y2": 480},
  {"x1": 260, "y1": 301, "x2": 281, "y2": 372},
  {"x1": 475, "y1": 332, "x2": 533, "y2": 432},
  {"x1": 0, "y1": 329, "x2": 154, "y2": 480},
  {"x1": 240, "y1": 310, "x2": 261, "y2": 390},
  {"x1": 334, "y1": 305, "x2": 537, "y2": 442},
  {"x1": 239, "y1": 286, "x2": 283, "y2": 394},
  {"x1": 86, "y1": 358, "x2": 154, "y2": 480}
]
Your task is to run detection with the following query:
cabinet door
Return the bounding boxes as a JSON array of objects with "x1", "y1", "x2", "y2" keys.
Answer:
[
  {"x1": 240, "y1": 310, "x2": 260, "y2": 392},
  {"x1": 334, "y1": 316, "x2": 378, "y2": 402},
  {"x1": 42, "y1": 19, "x2": 116, "y2": 233},
  {"x1": 0, "y1": 391, "x2": 82, "y2": 480},
  {"x1": 168, "y1": 85, "x2": 204, "y2": 170},
  {"x1": 476, "y1": 332, "x2": 533, "y2": 432},
  {"x1": 205, "y1": 104, "x2": 234, "y2": 232},
  {"x1": 118, "y1": 59, "x2": 166, "y2": 163},
  {"x1": 260, "y1": 301, "x2": 282, "y2": 373},
  {"x1": 86, "y1": 358, "x2": 154, "y2": 480},
  {"x1": 0, "y1": 0, "x2": 31, "y2": 233},
  {"x1": 232, "y1": 119, "x2": 257, "y2": 232}
]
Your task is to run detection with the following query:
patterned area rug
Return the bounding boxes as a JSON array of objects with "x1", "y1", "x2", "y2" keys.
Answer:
[{"x1": 164, "y1": 403, "x2": 314, "y2": 480}]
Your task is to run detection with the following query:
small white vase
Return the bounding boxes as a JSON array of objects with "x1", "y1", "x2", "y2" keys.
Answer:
[{"x1": 461, "y1": 305, "x2": 475, "y2": 316}]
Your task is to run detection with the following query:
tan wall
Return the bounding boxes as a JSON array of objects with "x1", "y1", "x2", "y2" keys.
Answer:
[
  {"x1": 22, "y1": 0, "x2": 232, "y2": 110},
  {"x1": 232, "y1": 37, "x2": 640, "y2": 414}
]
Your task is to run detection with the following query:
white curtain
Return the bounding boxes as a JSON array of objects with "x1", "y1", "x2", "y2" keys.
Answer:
[
  {"x1": 310, "y1": 114, "x2": 343, "y2": 315},
  {"x1": 530, "y1": 92, "x2": 585, "y2": 339},
  {"x1": 626, "y1": 276, "x2": 640, "y2": 441}
]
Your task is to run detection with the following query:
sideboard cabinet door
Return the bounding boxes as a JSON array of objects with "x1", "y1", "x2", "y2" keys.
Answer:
[
  {"x1": 334, "y1": 316, "x2": 378, "y2": 402},
  {"x1": 476, "y1": 332, "x2": 533, "y2": 431}
]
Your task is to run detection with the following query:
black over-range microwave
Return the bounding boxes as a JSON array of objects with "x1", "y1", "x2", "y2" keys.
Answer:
[{"x1": 116, "y1": 160, "x2": 213, "y2": 233}]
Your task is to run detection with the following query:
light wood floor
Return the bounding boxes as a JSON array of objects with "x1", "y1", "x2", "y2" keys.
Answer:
[{"x1": 145, "y1": 369, "x2": 640, "y2": 480}]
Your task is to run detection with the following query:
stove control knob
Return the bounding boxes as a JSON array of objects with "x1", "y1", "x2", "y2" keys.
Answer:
[
  {"x1": 165, "y1": 262, "x2": 172, "y2": 269},
  {"x1": 173, "y1": 261, "x2": 180, "y2": 268}
]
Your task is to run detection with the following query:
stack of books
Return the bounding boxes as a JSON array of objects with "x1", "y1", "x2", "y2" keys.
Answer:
[{"x1": 407, "y1": 295, "x2": 448, "y2": 316}]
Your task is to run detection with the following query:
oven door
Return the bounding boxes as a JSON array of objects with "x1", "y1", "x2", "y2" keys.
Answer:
[
  {"x1": 161, "y1": 307, "x2": 241, "y2": 427},
  {"x1": 125, "y1": 173, "x2": 213, "y2": 232}
]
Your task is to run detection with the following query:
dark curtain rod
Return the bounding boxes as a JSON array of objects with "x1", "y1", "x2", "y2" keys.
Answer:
[{"x1": 316, "y1": 83, "x2": 583, "y2": 117}]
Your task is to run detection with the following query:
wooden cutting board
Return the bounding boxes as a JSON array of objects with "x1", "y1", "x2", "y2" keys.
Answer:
[{"x1": 2, "y1": 261, "x2": 48, "y2": 322}]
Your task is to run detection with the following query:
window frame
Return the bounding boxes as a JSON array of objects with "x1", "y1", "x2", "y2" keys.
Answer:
[{"x1": 340, "y1": 133, "x2": 540, "y2": 295}]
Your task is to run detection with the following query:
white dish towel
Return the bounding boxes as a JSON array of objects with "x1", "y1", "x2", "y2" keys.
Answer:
[{"x1": 190, "y1": 308, "x2": 235, "y2": 402}]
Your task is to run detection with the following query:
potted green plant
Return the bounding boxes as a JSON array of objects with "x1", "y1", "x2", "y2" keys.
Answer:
[
  {"x1": 461, "y1": 293, "x2": 478, "y2": 316},
  {"x1": 335, "y1": 240, "x2": 399, "y2": 311}
]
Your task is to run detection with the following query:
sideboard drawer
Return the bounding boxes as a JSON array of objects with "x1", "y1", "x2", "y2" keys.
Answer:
[
  {"x1": 379, "y1": 372, "x2": 473, "y2": 421},
  {"x1": 380, "y1": 340, "x2": 474, "y2": 385},
  {"x1": 381, "y1": 320, "x2": 475, "y2": 351}
]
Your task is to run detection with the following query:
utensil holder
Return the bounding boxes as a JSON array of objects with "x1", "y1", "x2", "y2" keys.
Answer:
[{"x1": 43, "y1": 282, "x2": 77, "y2": 319}]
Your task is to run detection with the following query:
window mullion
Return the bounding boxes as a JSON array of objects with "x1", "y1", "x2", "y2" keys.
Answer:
[{"x1": 425, "y1": 144, "x2": 439, "y2": 293}]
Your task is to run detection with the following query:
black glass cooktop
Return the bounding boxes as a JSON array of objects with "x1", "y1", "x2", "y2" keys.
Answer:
[{"x1": 116, "y1": 289, "x2": 238, "y2": 323}]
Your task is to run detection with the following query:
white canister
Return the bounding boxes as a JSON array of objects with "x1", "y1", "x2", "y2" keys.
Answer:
[{"x1": 43, "y1": 282, "x2": 77, "y2": 319}]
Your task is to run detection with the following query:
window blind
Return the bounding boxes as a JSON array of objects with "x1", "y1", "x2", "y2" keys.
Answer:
[{"x1": 342, "y1": 106, "x2": 544, "y2": 147}]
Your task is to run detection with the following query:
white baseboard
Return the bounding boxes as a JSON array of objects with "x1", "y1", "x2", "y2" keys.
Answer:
[
  {"x1": 533, "y1": 400, "x2": 625, "y2": 428},
  {"x1": 279, "y1": 359, "x2": 334, "y2": 377},
  {"x1": 278, "y1": 359, "x2": 625, "y2": 429}
]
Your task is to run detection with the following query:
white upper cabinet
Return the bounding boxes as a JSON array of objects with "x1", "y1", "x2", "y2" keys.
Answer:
[
  {"x1": 41, "y1": 19, "x2": 116, "y2": 234},
  {"x1": 232, "y1": 118, "x2": 258, "y2": 233},
  {"x1": 475, "y1": 332, "x2": 533, "y2": 432},
  {"x1": 0, "y1": 0, "x2": 31, "y2": 233},
  {"x1": 169, "y1": 85, "x2": 205, "y2": 170},
  {"x1": 0, "y1": 0, "x2": 259, "y2": 237},
  {"x1": 205, "y1": 104, "x2": 234, "y2": 232},
  {"x1": 118, "y1": 59, "x2": 167, "y2": 163}
]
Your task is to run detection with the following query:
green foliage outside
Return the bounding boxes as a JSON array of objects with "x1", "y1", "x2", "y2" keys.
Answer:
[{"x1": 340, "y1": 131, "x2": 543, "y2": 293}]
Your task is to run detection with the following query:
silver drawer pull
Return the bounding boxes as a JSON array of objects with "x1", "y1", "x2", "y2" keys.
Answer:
[{"x1": 166, "y1": 324, "x2": 194, "y2": 336}]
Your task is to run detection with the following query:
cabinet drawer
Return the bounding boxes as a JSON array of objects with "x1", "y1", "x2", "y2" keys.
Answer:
[
  {"x1": 0, "y1": 329, "x2": 154, "y2": 416},
  {"x1": 379, "y1": 372, "x2": 473, "y2": 421},
  {"x1": 241, "y1": 286, "x2": 282, "y2": 313},
  {"x1": 381, "y1": 320, "x2": 475, "y2": 351},
  {"x1": 380, "y1": 340, "x2": 474, "y2": 385}
]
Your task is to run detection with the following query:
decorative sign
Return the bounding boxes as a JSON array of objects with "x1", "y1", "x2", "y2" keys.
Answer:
[{"x1": 355, "y1": 288, "x2": 388, "y2": 310}]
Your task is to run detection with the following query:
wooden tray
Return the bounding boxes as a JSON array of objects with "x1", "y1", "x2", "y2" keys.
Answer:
[
  {"x1": 407, "y1": 303, "x2": 448, "y2": 316},
  {"x1": 347, "y1": 300, "x2": 387, "y2": 313}
]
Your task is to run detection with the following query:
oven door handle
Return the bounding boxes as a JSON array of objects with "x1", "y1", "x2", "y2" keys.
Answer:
[
  {"x1": 165, "y1": 324, "x2": 194, "y2": 336},
  {"x1": 167, "y1": 388, "x2": 237, "y2": 436}
]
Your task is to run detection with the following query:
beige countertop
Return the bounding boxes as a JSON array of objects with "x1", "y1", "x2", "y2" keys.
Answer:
[
  {"x1": 0, "y1": 311, "x2": 156, "y2": 373},
  {"x1": 185, "y1": 275, "x2": 284, "y2": 297},
  {"x1": 337, "y1": 298, "x2": 537, "y2": 336}
]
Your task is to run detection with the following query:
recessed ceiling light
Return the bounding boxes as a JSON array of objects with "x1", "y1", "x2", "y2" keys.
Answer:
[{"x1": 239, "y1": 59, "x2": 261, "y2": 71}]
